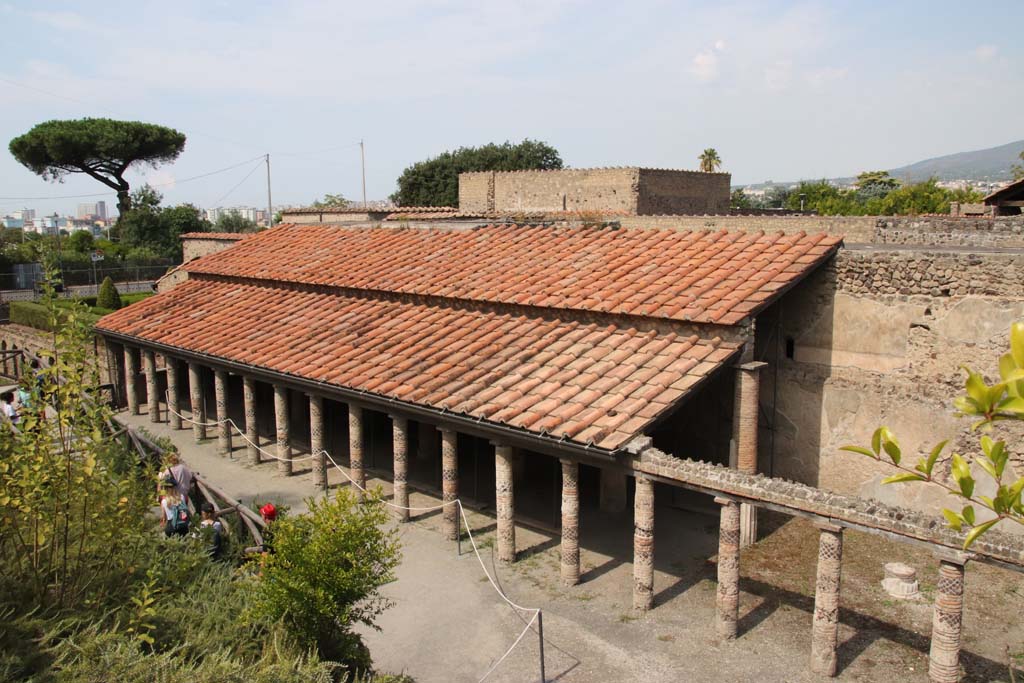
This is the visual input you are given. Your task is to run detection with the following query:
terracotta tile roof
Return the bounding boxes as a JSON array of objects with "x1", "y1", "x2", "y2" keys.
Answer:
[
  {"x1": 96, "y1": 279, "x2": 738, "y2": 451},
  {"x1": 187, "y1": 224, "x2": 842, "y2": 325},
  {"x1": 282, "y1": 206, "x2": 457, "y2": 216},
  {"x1": 180, "y1": 232, "x2": 250, "y2": 240}
]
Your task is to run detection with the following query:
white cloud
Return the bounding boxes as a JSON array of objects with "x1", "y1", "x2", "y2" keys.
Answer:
[
  {"x1": 973, "y1": 44, "x2": 997, "y2": 61},
  {"x1": 805, "y1": 66, "x2": 848, "y2": 88},
  {"x1": 690, "y1": 39, "x2": 726, "y2": 83},
  {"x1": 763, "y1": 60, "x2": 792, "y2": 91}
]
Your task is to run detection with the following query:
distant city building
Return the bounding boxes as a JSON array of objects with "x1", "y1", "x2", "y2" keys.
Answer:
[
  {"x1": 1, "y1": 216, "x2": 25, "y2": 229},
  {"x1": 76, "y1": 201, "x2": 108, "y2": 220},
  {"x1": 204, "y1": 206, "x2": 269, "y2": 225}
]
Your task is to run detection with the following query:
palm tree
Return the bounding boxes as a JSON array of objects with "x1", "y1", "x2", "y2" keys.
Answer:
[{"x1": 699, "y1": 148, "x2": 722, "y2": 173}]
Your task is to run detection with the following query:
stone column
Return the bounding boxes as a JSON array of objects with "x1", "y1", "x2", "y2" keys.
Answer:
[
  {"x1": 810, "y1": 524, "x2": 844, "y2": 676},
  {"x1": 214, "y1": 370, "x2": 231, "y2": 457},
  {"x1": 274, "y1": 385, "x2": 291, "y2": 475},
  {"x1": 734, "y1": 361, "x2": 766, "y2": 547},
  {"x1": 143, "y1": 349, "x2": 160, "y2": 423},
  {"x1": 166, "y1": 357, "x2": 181, "y2": 430},
  {"x1": 243, "y1": 376, "x2": 259, "y2": 465},
  {"x1": 348, "y1": 404, "x2": 365, "y2": 499},
  {"x1": 310, "y1": 394, "x2": 326, "y2": 490},
  {"x1": 188, "y1": 362, "x2": 206, "y2": 441},
  {"x1": 441, "y1": 428, "x2": 459, "y2": 541},
  {"x1": 560, "y1": 459, "x2": 580, "y2": 586},
  {"x1": 124, "y1": 347, "x2": 139, "y2": 415},
  {"x1": 599, "y1": 469, "x2": 628, "y2": 513},
  {"x1": 715, "y1": 497, "x2": 741, "y2": 640},
  {"x1": 633, "y1": 476, "x2": 655, "y2": 610},
  {"x1": 391, "y1": 415, "x2": 409, "y2": 521},
  {"x1": 929, "y1": 558, "x2": 967, "y2": 683},
  {"x1": 495, "y1": 443, "x2": 516, "y2": 563}
]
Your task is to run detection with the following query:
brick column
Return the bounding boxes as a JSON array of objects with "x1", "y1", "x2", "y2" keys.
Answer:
[
  {"x1": 188, "y1": 362, "x2": 206, "y2": 441},
  {"x1": 734, "y1": 361, "x2": 766, "y2": 547},
  {"x1": 810, "y1": 524, "x2": 844, "y2": 676},
  {"x1": 143, "y1": 349, "x2": 160, "y2": 423},
  {"x1": 441, "y1": 428, "x2": 459, "y2": 541},
  {"x1": 124, "y1": 347, "x2": 139, "y2": 415},
  {"x1": 166, "y1": 357, "x2": 181, "y2": 430},
  {"x1": 348, "y1": 404, "x2": 365, "y2": 499},
  {"x1": 715, "y1": 497, "x2": 741, "y2": 640},
  {"x1": 633, "y1": 475, "x2": 655, "y2": 610},
  {"x1": 391, "y1": 415, "x2": 409, "y2": 521},
  {"x1": 310, "y1": 395, "x2": 326, "y2": 490},
  {"x1": 929, "y1": 558, "x2": 967, "y2": 683},
  {"x1": 243, "y1": 376, "x2": 259, "y2": 465},
  {"x1": 214, "y1": 370, "x2": 231, "y2": 457},
  {"x1": 495, "y1": 443, "x2": 516, "y2": 563},
  {"x1": 560, "y1": 459, "x2": 580, "y2": 586},
  {"x1": 274, "y1": 385, "x2": 291, "y2": 475}
]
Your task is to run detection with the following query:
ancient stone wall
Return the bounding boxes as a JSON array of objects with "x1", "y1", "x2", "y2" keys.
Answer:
[
  {"x1": 874, "y1": 216, "x2": 1024, "y2": 247},
  {"x1": 459, "y1": 172, "x2": 494, "y2": 213},
  {"x1": 0, "y1": 322, "x2": 116, "y2": 385},
  {"x1": 616, "y1": 214, "x2": 879, "y2": 243},
  {"x1": 636, "y1": 169, "x2": 730, "y2": 215},
  {"x1": 489, "y1": 168, "x2": 640, "y2": 214},
  {"x1": 182, "y1": 236, "x2": 247, "y2": 262}
]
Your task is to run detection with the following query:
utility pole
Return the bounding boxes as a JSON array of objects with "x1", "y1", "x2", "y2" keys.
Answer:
[
  {"x1": 265, "y1": 153, "x2": 274, "y2": 228},
  {"x1": 360, "y1": 140, "x2": 367, "y2": 208}
]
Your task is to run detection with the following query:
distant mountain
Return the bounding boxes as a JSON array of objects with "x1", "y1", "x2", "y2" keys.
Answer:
[{"x1": 887, "y1": 139, "x2": 1024, "y2": 183}]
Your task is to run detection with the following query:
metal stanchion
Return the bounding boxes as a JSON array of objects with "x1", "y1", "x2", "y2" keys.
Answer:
[{"x1": 537, "y1": 610, "x2": 546, "y2": 682}]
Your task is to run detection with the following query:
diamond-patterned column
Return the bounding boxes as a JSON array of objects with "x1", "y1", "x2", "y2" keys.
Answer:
[
  {"x1": 274, "y1": 385, "x2": 291, "y2": 475},
  {"x1": 929, "y1": 558, "x2": 967, "y2": 683},
  {"x1": 243, "y1": 376, "x2": 259, "y2": 465},
  {"x1": 166, "y1": 357, "x2": 181, "y2": 430},
  {"x1": 348, "y1": 404, "x2": 365, "y2": 499},
  {"x1": 310, "y1": 394, "x2": 326, "y2": 490},
  {"x1": 560, "y1": 458, "x2": 580, "y2": 586},
  {"x1": 715, "y1": 497, "x2": 741, "y2": 640},
  {"x1": 441, "y1": 428, "x2": 458, "y2": 541},
  {"x1": 810, "y1": 524, "x2": 844, "y2": 676},
  {"x1": 124, "y1": 347, "x2": 139, "y2": 415},
  {"x1": 188, "y1": 362, "x2": 206, "y2": 441},
  {"x1": 214, "y1": 369, "x2": 231, "y2": 456},
  {"x1": 495, "y1": 443, "x2": 515, "y2": 563},
  {"x1": 734, "y1": 361, "x2": 765, "y2": 548},
  {"x1": 143, "y1": 349, "x2": 160, "y2": 423},
  {"x1": 391, "y1": 415, "x2": 409, "y2": 521},
  {"x1": 633, "y1": 475, "x2": 655, "y2": 610}
]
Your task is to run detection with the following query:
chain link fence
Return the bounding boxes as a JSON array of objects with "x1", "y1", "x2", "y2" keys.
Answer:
[{"x1": 1, "y1": 261, "x2": 174, "y2": 301}]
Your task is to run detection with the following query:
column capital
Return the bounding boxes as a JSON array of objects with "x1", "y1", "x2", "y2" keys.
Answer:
[
  {"x1": 713, "y1": 495, "x2": 738, "y2": 506},
  {"x1": 933, "y1": 548, "x2": 973, "y2": 566},
  {"x1": 736, "y1": 360, "x2": 768, "y2": 372},
  {"x1": 388, "y1": 413, "x2": 408, "y2": 425},
  {"x1": 813, "y1": 521, "x2": 844, "y2": 533}
]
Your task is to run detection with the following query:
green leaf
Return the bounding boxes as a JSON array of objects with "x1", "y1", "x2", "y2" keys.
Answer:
[
  {"x1": 998, "y1": 396, "x2": 1024, "y2": 415},
  {"x1": 923, "y1": 439, "x2": 947, "y2": 477},
  {"x1": 840, "y1": 445, "x2": 877, "y2": 459},
  {"x1": 882, "y1": 472, "x2": 926, "y2": 485},
  {"x1": 981, "y1": 435, "x2": 993, "y2": 457},
  {"x1": 942, "y1": 508, "x2": 963, "y2": 531},
  {"x1": 999, "y1": 352, "x2": 1018, "y2": 381},
  {"x1": 871, "y1": 428, "x2": 883, "y2": 457},
  {"x1": 961, "y1": 505, "x2": 975, "y2": 526},
  {"x1": 963, "y1": 519, "x2": 999, "y2": 550},
  {"x1": 976, "y1": 457, "x2": 998, "y2": 481},
  {"x1": 964, "y1": 368, "x2": 988, "y2": 404},
  {"x1": 954, "y1": 395, "x2": 983, "y2": 415},
  {"x1": 1011, "y1": 321, "x2": 1024, "y2": 368},
  {"x1": 882, "y1": 439, "x2": 901, "y2": 465}
]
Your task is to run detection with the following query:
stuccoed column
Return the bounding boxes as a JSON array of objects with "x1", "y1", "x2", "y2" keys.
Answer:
[
  {"x1": 143, "y1": 349, "x2": 160, "y2": 423},
  {"x1": 441, "y1": 428, "x2": 459, "y2": 541},
  {"x1": 124, "y1": 347, "x2": 139, "y2": 415},
  {"x1": 274, "y1": 385, "x2": 291, "y2": 475},
  {"x1": 495, "y1": 443, "x2": 516, "y2": 563},
  {"x1": 633, "y1": 475, "x2": 655, "y2": 610},
  {"x1": 734, "y1": 361, "x2": 766, "y2": 547},
  {"x1": 310, "y1": 394, "x2": 326, "y2": 490},
  {"x1": 349, "y1": 404, "x2": 365, "y2": 499},
  {"x1": 214, "y1": 370, "x2": 231, "y2": 456},
  {"x1": 560, "y1": 459, "x2": 580, "y2": 586},
  {"x1": 810, "y1": 524, "x2": 844, "y2": 676},
  {"x1": 715, "y1": 497, "x2": 741, "y2": 640},
  {"x1": 391, "y1": 415, "x2": 409, "y2": 521},
  {"x1": 188, "y1": 362, "x2": 206, "y2": 441},
  {"x1": 166, "y1": 357, "x2": 181, "y2": 430},
  {"x1": 243, "y1": 376, "x2": 259, "y2": 465},
  {"x1": 929, "y1": 557, "x2": 967, "y2": 683}
]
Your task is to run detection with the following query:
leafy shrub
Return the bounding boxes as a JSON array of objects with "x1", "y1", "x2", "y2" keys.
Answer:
[
  {"x1": 97, "y1": 276, "x2": 122, "y2": 310},
  {"x1": 10, "y1": 301, "x2": 102, "y2": 332}
]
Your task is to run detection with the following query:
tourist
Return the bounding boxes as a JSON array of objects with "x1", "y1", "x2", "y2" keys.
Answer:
[
  {"x1": 245, "y1": 502, "x2": 278, "y2": 555},
  {"x1": 158, "y1": 450, "x2": 194, "y2": 506},
  {"x1": 0, "y1": 391, "x2": 18, "y2": 425},
  {"x1": 199, "y1": 502, "x2": 224, "y2": 559},
  {"x1": 160, "y1": 477, "x2": 191, "y2": 537}
]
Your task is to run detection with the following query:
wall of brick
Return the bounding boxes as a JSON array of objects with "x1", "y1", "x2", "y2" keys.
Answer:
[
  {"x1": 616, "y1": 214, "x2": 879, "y2": 243},
  {"x1": 459, "y1": 173, "x2": 494, "y2": 213},
  {"x1": 182, "y1": 237, "x2": 246, "y2": 262},
  {"x1": 489, "y1": 168, "x2": 640, "y2": 214},
  {"x1": 874, "y1": 216, "x2": 1024, "y2": 247},
  {"x1": 636, "y1": 169, "x2": 730, "y2": 215},
  {"x1": 0, "y1": 322, "x2": 116, "y2": 386}
]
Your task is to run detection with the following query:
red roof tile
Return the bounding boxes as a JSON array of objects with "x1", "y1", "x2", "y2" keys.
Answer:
[
  {"x1": 180, "y1": 232, "x2": 250, "y2": 240},
  {"x1": 97, "y1": 279, "x2": 738, "y2": 451},
  {"x1": 186, "y1": 224, "x2": 841, "y2": 326}
]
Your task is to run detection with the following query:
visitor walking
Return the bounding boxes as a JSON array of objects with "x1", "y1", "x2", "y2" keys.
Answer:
[{"x1": 160, "y1": 477, "x2": 191, "y2": 538}]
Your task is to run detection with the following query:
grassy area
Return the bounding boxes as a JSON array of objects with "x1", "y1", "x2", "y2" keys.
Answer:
[{"x1": 11, "y1": 292, "x2": 153, "y2": 332}]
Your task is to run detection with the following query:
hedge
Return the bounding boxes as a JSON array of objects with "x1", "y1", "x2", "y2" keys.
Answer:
[{"x1": 11, "y1": 301, "x2": 103, "y2": 332}]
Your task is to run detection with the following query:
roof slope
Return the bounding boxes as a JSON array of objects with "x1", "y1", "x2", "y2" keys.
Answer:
[
  {"x1": 187, "y1": 224, "x2": 842, "y2": 325},
  {"x1": 97, "y1": 279, "x2": 737, "y2": 450}
]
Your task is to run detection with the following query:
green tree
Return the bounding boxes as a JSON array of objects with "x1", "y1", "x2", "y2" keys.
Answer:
[
  {"x1": 391, "y1": 139, "x2": 563, "y2": 207},
  {"x1": 1011, "y1": 150, "x2": 1024, "y2": 181},
  {"x1": 96, "y1": 276, "x2": 122, "y2": 310},
  {"x1": 843, "y1": 323, "x2": 1024, "y2": 548},
  {"x1": 698, "y1": 148, "x2": 722, "y2": 173},
  {"x1": 311, "y1": 193, "x2": 349, "y2": 208},
  {"x1": 730, "y1": 188, "x2": 752, "y2": 210},
  {"x1": 214, "y1": 210, "x2": 258, "y2": 233},
  {"x1": 8, "y1": 118, "x2": 186, "y2": 218},
  {"x1": 784, "y1": 180, "x2": 862, "y2": 215},
  {"x1": 118, "y1": 186, "x2": 210, "y2": 259},
  {"x1": 65, "y1": 230, "x2": 95, "y2": 254}
]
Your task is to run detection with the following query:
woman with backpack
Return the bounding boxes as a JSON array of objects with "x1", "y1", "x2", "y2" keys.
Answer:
[{"x1": 160, "y1": 476, "x2": 191, "y2": 537}]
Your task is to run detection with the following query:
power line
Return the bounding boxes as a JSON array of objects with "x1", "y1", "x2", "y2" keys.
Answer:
[{"x1": 210, "y1": 159, "x2": 265, "y2": 206}]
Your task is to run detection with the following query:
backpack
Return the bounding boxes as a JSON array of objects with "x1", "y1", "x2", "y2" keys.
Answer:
[{"x1": 170, "y1": 500, "x2": 191, "y2": 533}]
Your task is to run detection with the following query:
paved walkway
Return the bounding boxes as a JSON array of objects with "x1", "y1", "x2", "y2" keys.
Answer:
[{"x1": 118, "y1": 409, "x2": 956, "y2": 683}]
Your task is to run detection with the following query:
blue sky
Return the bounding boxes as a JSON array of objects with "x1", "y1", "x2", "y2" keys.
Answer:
[{"x1": 1, "y1": 0, "x2": 1021, "y2": 216}]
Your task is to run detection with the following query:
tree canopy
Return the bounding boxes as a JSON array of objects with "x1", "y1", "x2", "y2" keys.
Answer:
[
  {"x1": 1012, "y1": 150, "x2": 1024, "y2": 181},
  {"x1": 390, "y1": 139, "x2": 563, "y2": 207},
  {"x1": 782, "y1": 177, "x2": 983, "y2": 215},
  {"x1": 214, "y1": 211, "x2": 258, "y2": 233},
  {"x1": 310, "y1": 193, "x2": 349, "y2": 208},
  {"x1": 698, "y1": 148, "x2": 722, "y2": 173},
  {"x1": 8, "y1": 118, "x2": 186, "y2": 218},
  {"x1": 117, "y1": 185, "x2": 210, "y2": 259}
]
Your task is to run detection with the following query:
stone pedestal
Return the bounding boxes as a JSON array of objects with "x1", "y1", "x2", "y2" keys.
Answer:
[
  {"x1": 441, "y1": 428, "x2": 458, "y2": 541},
  {"x1": 243, "y1": 376, "x2": 259, "y2": 465},
  {"x1": 929, "y1": 559, "x2": 966, "y2": 683},
  {"x1": 391, "y1": 415, "x2": 409, "y2": 521},
  {"x1": 810, "y1": 525, "x2": 843, "y2": 676},
  {"x1": 881, "y1": 562, "x2": 920, "y2": 599},
  {"x1": 166, "y1": 357, "x2": 181, "y2": 430},
  {"x1": 125, "y1": 347, "x2": 139, "y2": 415},
  {"x1": 348, "y1": 404, "x2": 365, "y2": 499},
  {"x1": 274, "y1": 385, "x2": 291, "y2": 475},
  {"x1": 633, "y1": 476, "x2": 655, "y2": 611},
  {"x1": 495, "y1": 444, "x2": 516, "y2": 563},
  {"x1": 143, "y1": 349, "x2": 160, "y2": 423},
  {"x1": 214, "y1": 370, "x2": 231, "y2": 456},
  {"x1": 188, "y1": 362, "x2": 206, "y2": 441},
  {"x1": 560, "y1": 459, "x2": 580, "y2": 586},
  {"x1": 715, "y1": 497, "x2": 740, "y2": 640},
  {"x1": 310, "y1": 395, "x2": 326, "y2": 490}
]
